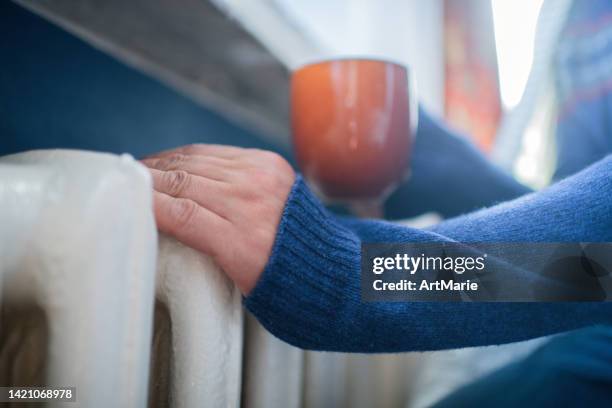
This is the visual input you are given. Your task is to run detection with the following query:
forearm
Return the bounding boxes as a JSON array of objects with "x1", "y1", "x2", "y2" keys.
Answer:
[
  {"x1": 430, "y1": 154, "x2": 612, "y2": 242},
  {"x1": 246, "y1": 157, "x2": 612, "y2": 352},
  {"x1": 385, "y1": 108, "x2": 531, "y2": 219}
]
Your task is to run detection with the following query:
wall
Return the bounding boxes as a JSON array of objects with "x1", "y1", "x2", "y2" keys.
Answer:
[{"x1": 0, "y1": 2, "x2": 287, "y2": 159}]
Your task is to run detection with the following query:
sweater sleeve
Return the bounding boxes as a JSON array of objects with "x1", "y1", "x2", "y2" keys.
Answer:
[
  {"x1": 385, "y1": 108, "x2": 532, "y2": 219},
  {"x1": 245, "y1": 156, "x2": 612, "y2": 353}
]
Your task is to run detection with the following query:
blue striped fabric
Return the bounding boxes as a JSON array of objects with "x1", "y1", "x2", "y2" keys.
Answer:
[{"x1": 554, "y1": 0, "x2": 612, "y2": 180}]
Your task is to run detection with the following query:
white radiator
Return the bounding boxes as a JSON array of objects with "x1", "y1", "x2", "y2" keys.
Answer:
[
  {"x1": 0, "y1": 150, "x2": 157, "y2": 407},
  {"x1": 0, "y1": 150, "x2": 414, "y2": 408}
]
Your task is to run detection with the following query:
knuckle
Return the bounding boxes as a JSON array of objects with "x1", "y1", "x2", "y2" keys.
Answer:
[
  {"x1": 164, "y1": 170, "x2": 191, "y2": 196},
  {"x1": 170, "y1": 198, "x2": 199, "y2": 231},
  {"x1": 159, "y1": 153, "x2": 186, "y2": 170},
  {"x1": 182, "y1": 144, "x2": 204, "y2": 154}
]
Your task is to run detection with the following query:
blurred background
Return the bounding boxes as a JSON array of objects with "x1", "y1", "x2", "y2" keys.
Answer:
[
  {"x1": 0, "y1": 1, "x2": 569, "y2": 406},
  {"x1": 2, "y1": 0, "x2": 557, "y2": 188}
]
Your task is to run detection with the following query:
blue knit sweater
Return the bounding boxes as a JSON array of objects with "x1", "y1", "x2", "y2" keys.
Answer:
[
  {"x1": 241, "y1": 4, "x2": 612, "y2": 348},
  {"x1": 245, "y1": 155, "x2": 612, "y2": 353}
]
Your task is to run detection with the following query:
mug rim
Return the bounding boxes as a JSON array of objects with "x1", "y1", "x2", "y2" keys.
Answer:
[{"x1": 293, "y1": 56, "x2": 409, "y2": 73}]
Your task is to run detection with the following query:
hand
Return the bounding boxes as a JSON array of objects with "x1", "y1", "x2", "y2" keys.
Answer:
[{"x1": 141, "y1": 144, "x2": 296, "y2": 294}]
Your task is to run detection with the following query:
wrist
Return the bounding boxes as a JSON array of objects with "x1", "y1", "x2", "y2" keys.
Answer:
[{"x1": 243, "y1": 175, "x2": 360, "y2": 348}]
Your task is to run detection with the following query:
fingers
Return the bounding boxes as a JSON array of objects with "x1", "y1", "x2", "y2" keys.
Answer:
[
  {"x1": 148, "y1": 168, "x2": 231, "y2": 219},
  {"x1": 142, "y1": 154, "x2": 235, "y2": 182},
  {"x1": 153, "y1": 190, "x2": 231, "y2": 257},
  {"x1": 143, "y1": 143, "x2": 296, "y2": 295},
  {"x1": 143, "y1": 144, "x2": 246, "y2": 161}
]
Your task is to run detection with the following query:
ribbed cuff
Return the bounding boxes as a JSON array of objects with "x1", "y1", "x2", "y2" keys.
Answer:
[{"x1": 244, "y1": 175, "x2": 361, "y2": 350}]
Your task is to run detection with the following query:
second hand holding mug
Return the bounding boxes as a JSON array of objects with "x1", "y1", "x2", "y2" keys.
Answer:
[{"x1": 291, "y1": 58, "x2": 417, "y2": 218}]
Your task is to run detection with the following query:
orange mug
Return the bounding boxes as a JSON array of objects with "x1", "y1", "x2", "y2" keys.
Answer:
[{"x1": 291, "y1": 58, "x2": 417, "y2": 214}]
